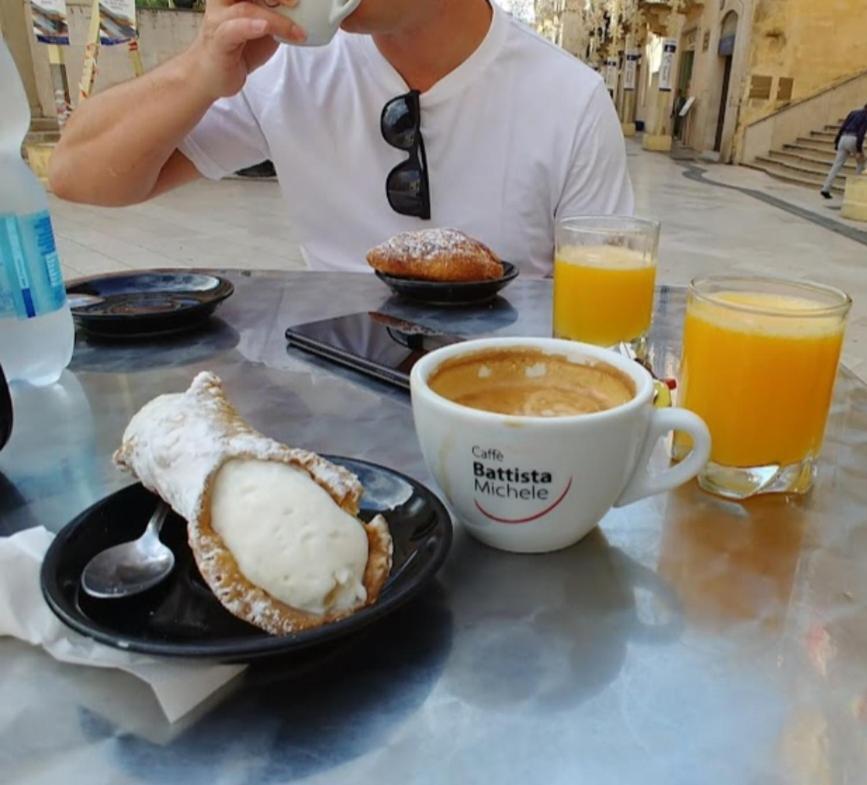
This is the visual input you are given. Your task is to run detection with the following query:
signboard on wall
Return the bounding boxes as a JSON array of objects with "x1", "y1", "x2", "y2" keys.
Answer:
[
  {"x1": 605, "y1": 58, "x2": 619, "y2": 92},
  {"x1": 623, "y1": 50, "x2": 640, "y2": 91},
  {"x1": 99, "y1": 0, "x2": 137, "y2": 45},
  {"x1": 659, "y1": 38, "x2": 677, "y2": 92},
  {"x1": 30, "y1": 0, "x2": 69, "y2": 45}
]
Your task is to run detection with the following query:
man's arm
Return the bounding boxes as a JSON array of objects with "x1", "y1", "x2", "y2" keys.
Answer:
[
  {"x1": 49, "y1": 0, "x2": 305, "y2": 206},
  {"x1": 50, "y1": 57, "x2": 213, "y2": 205}
]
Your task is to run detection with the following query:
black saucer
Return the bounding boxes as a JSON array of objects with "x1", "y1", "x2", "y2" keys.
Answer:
[
  {"x1": 67, "y1": 271, "x2": 234, "y2": 338},
  {"x1": 0, "y1": 362, "x2": 11, "y2": 452},
  {"x1": 375, "y1": 262, "x2": 519, "y2": 306},
  {"x1": 40, "y1": 457, "x2": 452, "y2": 660}
]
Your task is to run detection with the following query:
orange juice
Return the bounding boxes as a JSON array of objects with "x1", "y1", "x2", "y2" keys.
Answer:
[
  {"x1": 677, "y1": 291, "x2": 845, "y2": 468},
  {"x1": 553, "y1": 245, "x2": 656, "y2": 346}
]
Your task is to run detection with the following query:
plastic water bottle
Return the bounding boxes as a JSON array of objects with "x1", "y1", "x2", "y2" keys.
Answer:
[{"x1": 0, "y1": 35, "x2": 73, "y2": 385}]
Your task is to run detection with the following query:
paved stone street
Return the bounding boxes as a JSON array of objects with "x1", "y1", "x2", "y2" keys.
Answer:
[{"x1": 51, "y1": 139, "x2": 866, "y2": 378}]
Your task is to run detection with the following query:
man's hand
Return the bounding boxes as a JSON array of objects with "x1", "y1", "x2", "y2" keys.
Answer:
[{"x1": 185, "y1": 0, "x2": 306, "y2": 101}]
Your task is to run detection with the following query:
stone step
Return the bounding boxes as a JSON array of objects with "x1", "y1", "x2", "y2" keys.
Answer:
[
  {"x1": 769, "y1": 149, "x2": 858, "y2": 173},
  {"x1": 26, "y1": 130, "x2": 61, "y2": 145},
  {"x1": 784, "y1": 142, "x2": 840, "y2": 161},
  {"x1": 747, "y1": 160, "x2": 844, "y2": 194},
  {"x1": 809, "y1": 130, "x2": 838, "y2": 141},
  {"x1": 27, "y1": 117, "x2": 61, "y2": 148},
  {"x1": 30, "y1": 117, "x2": 59, "y2": 133},
  {"x1": 797, "y1": 136, "x2": 835, "y2": 150},
  {"x1": 755, "y1": 156, "x2": 847, "y2": 187}
]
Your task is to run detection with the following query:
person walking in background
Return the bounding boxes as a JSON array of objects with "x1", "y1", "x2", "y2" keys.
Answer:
[{"x1": 821, "y1": 102, "x2": 867, "y2": 199}]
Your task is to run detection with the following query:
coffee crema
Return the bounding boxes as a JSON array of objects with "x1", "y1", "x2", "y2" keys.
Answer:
[{"x1": 428, "y1": 348, "x2": 635, "y2": 417}]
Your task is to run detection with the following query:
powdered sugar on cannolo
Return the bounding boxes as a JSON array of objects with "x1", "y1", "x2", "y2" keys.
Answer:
[{"x1": 113, "y1": 372, "x2": 392, "y2": 635}]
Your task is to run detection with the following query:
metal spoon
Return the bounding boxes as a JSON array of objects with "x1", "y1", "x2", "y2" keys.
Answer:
[{"x1": 81, "y1": 500, "x2": 174, "y2": 599}]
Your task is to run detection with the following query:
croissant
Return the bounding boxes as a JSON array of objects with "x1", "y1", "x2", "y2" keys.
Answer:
[{"x1": 367, "y1": 228, "x2": 504, "y2": 282}]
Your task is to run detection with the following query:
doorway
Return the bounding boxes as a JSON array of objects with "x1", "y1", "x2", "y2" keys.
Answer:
[
  {"x1": 714, "y1": 12, "x2": 738, "y2": 152},
  {"x1": 715, "y1": 56, "x2": 732, "y2": 151},
  {"x1": 674, "y1": 49, "x2": 695, "y2": 140}
]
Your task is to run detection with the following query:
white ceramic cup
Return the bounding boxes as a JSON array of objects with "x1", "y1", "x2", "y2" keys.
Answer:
[
  {"x1": 267, "y1": 0, "x2": 361, "y2": 46},
  {"x1": 410, "y1": 337, "x2": 712, "y2": 554}
]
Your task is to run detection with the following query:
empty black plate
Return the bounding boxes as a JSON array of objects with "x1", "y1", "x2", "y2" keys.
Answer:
[
  {"x1": 0, "y1": 362, "x2": 11, "y2": 452},
  {"x1": 40, "y1": 457, "x2": 452, "y2": 660},
  {"x1": 67, "y1": 271, "x2": 234, "y2": 338},
  {"x1": 375, "y1": 262, "x2": 519, "y2": 306}
]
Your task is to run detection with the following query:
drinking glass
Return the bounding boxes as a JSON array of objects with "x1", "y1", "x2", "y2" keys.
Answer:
[
  {"x1": 674, "y1": 276, "x2": 851, "y2": 499},
  {"x1": 553, "y1": 216, "x2": 660, "y2": 356}
]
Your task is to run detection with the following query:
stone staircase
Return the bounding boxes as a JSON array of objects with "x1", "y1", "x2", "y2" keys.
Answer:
[{"x1": 751, "y1": 118, "x2": 854, "y2": 194}]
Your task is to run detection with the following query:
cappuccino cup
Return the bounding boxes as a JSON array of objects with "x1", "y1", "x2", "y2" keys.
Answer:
[
  {"x1": 268, "y1": 0, "x2": 361, "y2": 46},
  {"x1": 410, "y1": 338, "x2": 711, "y2": 553}
]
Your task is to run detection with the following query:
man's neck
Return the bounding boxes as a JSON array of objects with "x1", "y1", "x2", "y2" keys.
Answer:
[{"x1": 374, "y1": 0, "x2": 493, "y2": 93}]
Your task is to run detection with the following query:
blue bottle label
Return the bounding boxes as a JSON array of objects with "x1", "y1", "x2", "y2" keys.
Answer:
[{"x1": 0, "y1": 211, "x2": 67, "y2": 319}]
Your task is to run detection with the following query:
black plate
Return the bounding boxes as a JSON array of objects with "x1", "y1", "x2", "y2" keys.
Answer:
[
  {"x1": 40, "y1": 457, "x2": 452, "y2": 660},
  {"x1": 375, "y1": 262, "x2": 519, "y2": 306},
  {"x1": 0, "y1": 362, "x2": 11, "y2": 451},
  {"x1": 66, "y1": 271, "x2": 234, "y2": 338}
]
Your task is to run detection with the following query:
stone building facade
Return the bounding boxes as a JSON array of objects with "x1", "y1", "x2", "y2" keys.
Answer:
[{"x1": 552, "y1": 0, "x2": 867, "y2": 163}]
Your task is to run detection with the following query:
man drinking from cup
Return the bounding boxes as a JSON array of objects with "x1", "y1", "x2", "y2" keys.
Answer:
[{"x1": 49, "y1": 0, "x2": 634, "y2": 275}]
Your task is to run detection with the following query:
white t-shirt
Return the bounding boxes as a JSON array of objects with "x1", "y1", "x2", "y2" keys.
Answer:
[{"x1": 179, "y1": 2, "x2": 634, "y2": 276}]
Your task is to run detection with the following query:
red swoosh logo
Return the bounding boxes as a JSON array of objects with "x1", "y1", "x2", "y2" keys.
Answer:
[{"x1": 474, "y1": 477, "x2": 573, "y2": 525}]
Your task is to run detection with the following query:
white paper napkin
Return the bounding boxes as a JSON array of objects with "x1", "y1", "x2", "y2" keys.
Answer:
[{"x1": 0, "y1": 526, "x2": 245, "y2": 723}]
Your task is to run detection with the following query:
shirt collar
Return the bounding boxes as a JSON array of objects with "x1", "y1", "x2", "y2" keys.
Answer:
[{"x1": 354, "y1": 1, "x2": 509, "y2": 107}]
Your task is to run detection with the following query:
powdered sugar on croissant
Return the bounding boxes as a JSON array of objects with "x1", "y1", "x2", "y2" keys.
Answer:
[
  {"x1": 367, "y1": 228, "x2": 503, "y2": 281},
  {"x1": 113, "y1": 372, "x2": 392, "y2": 635}
]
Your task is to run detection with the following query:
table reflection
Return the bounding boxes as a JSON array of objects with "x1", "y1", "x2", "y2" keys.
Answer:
[{"x1": 659, "y1": 486, "x2": 807, "y2": 632}]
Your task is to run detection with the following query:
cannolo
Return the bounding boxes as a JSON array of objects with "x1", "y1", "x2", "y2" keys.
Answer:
[{"x1": 114, "y1": 372, "x2": 392, "y2": 635}]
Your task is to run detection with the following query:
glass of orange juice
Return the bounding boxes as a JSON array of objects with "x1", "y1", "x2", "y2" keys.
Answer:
[
  {"x1": 675, "y1": 276, "x2": 851, "y2": 499},
  {"x1": 553, "y1": 216, "x2": 660, "y2": 355}
]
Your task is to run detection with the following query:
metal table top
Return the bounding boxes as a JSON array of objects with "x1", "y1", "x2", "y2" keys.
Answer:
[{"x1": 2, "y1": 271, "x2": 866, "y2": 785}]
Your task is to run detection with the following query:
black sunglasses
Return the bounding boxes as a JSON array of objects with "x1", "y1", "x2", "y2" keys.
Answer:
[{"x1": 381, "y1": 90, "x2": 431, "y2": 220}]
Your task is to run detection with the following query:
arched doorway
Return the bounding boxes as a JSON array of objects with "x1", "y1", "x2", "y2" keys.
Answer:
[{"x1": 714, "y1": 11, "x2": 738, "y2": 152}]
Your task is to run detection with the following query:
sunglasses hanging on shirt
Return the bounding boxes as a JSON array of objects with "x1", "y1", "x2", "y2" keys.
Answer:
[{"x1": 381, "y1": 90, "x2": 431, "y2": 220}]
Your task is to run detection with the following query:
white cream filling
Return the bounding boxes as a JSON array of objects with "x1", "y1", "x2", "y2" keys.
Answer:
[{"x1": 210, "y1": 459, "x2": 369, "y2": 616}]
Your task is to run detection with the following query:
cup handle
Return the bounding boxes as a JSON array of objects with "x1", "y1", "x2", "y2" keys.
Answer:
[
  {"x1": 330, "y1": 0, "x2": 360, "y2": 24},
  {"x1": 615, "y1": 408, "x2": 711, "y2": 507}
]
